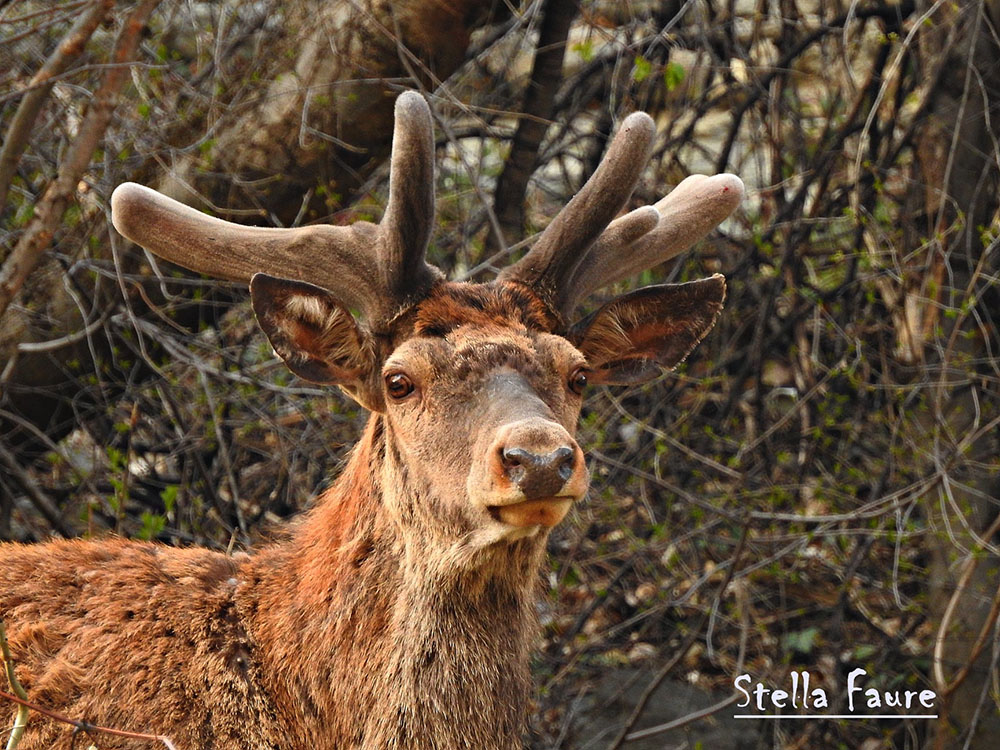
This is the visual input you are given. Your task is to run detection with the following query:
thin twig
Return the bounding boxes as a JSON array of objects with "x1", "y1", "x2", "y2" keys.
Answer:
[
  {"x1": 0, "y1": 0, "x2": 111, "y2": 214},
  {"x1": 0, "y1": 686, "x2": 177, "y2": 750},
  {"x1": 932, "y1": 510, "x2": 1000, "y2": 696},
  {"x1": 0, "y1": 441, "x2": 72, "y2": 538},
  {"x1": 0, "y1": 0, "x2": 89, "y2": 25},
  {"x1": 606, "y1": 525, "x2": 750, "y2": 749},
  {"x1": 623, "y1": 693, "x2": 741, "y2": 742},
  {"x1": 0, "y1": 621, "x2": 29, "y2": 750}
]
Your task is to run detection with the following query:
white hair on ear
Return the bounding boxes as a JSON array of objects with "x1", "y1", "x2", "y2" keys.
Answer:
[{"x1": 285, "y1": 294, "x2": 330, "y2": 327}]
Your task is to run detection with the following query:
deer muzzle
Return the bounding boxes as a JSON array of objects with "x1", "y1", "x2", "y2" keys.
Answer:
[{"x1": 483, "y1": 418, "x2": 588, "y2": 528}]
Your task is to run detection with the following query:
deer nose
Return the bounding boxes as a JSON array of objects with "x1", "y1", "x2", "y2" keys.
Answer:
[{"x1": 500, "y1": 445, "x2": 578, "y2": 500}]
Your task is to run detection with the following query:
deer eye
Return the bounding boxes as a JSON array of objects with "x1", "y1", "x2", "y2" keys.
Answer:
[
  {"x1": 568, "y1": 367, "x2": 589, "y2": 395},
  {"x1": 385, "y1": 372, "x2": 415, "y2": 400}
]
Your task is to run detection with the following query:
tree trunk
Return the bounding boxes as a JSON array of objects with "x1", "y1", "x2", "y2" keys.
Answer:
[
  {"x1": 486, "y1": 0, "x2": 576, "y2": 253},
  {"x1": 911, "y1": 3, "x2": 1000, "y2": 747}
]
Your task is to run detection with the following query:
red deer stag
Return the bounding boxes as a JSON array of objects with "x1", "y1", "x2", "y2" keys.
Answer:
[{"x1": 0, "y1": 92, "x2": 743, "y2": 749}]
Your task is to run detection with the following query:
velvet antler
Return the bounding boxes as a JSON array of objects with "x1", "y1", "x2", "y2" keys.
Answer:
[
  {"x1": 113, "y1": 94, "x2": 743, "y2": 333},
  {"x1": 497, "y1": 112, "x2": 656, "y2": 312},
  {"x1": 499, "y1": 115, "x2": 744, "y2": 323},
  {"x1": 111, "y1": 92, "x2": 441, "y2": 326}
]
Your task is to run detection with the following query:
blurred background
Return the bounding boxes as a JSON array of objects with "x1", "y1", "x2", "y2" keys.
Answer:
[{"x1": 1, "y1": 1, "x2": 998, "y2": 747}]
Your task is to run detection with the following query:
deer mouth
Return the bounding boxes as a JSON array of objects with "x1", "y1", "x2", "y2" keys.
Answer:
[{"x1": 487, "y1": 497, "x2": 573, "y2": 528}]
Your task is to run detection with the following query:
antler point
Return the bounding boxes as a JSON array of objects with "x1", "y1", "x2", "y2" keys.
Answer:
[{"x1": 394, "y1": 90, "x2": 430, "y2": 120}]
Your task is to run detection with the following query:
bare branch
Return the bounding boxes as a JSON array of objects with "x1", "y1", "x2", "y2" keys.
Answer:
[
  {"x1": 0, "y1": 0, "x2": 112, "y2": 214},
  {"x1": 0, "y1": 0, "x2": 160, "y2": 322},
  {"x1": 0, "y1": 620, "x2": 28, "y2": 750}
]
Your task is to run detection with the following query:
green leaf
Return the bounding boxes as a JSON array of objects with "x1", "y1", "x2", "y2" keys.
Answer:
[
  {"x1": 664, "y1": 61, "x2": 685, "y2": 91},
  {"x1": 783, "y1": 627, "x2": 820, "y2": 654},
  {"x1": 138, "y1": 511, "x2": 166, "y2": 541},
  {"x1": 852, "y1": 644, "x2": 877, "y2": 661},
  {"x1": 572, "y1": 40, "x2": 594, "y2": 63},
  {"x1": 633, "y1": 55, "x2": 652, "y2": 83},
  {"x1": 160, "y1": 485, "x2": 179, "y2": 514}
]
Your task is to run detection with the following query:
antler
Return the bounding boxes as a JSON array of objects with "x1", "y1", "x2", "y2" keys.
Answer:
[
  {"x1": 111, "y1": 92, "x2": 441, "y2": 326},
  {"x1": 497, "y1": 112, "x2": 655, "y2": 306},
  {"x1": 563, "y1": 173, "x2": 744, "y2": 315},
  {"x1": 113, "y1": 92, "x2": 743, "y2": 330},
  {"x1": 499, "y1": 115, "x2": 744, "y2": 323}
]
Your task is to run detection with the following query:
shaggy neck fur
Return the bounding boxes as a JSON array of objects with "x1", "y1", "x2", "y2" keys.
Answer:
[{"x1": 243, "y1": 416, "x2": 545, "y2": 749}]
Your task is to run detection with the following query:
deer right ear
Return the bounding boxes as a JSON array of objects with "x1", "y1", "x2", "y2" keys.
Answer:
[
  {"x1": 250, "y1": 274, "x2": 380, "y2": 409},
  {"x1": 568, "y1": 275, "x2": 726, "y2": 385}
]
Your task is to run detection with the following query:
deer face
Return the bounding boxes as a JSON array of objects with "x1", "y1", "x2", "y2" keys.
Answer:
[
  {"x1": 383, "y1": 284, "x2": 589, "y2": 543},
  {"x1": 110, "y1": 91, "x2": 743, "y2": 549},
  {"x1": 249, "y1": 274, "x2": 727, "y2": 547}
]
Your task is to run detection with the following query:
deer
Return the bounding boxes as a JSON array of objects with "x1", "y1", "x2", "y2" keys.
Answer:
[{"x1": 0, "y1": 92, "x2": 743, "y2": 749}]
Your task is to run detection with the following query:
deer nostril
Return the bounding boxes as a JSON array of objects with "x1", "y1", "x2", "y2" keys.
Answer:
[
  {"x1": 501, "y1": 447, "x2": 526, "y2": 468},
  {"x1": 501, "y1": 447, "x2": 529, "y2": 484},
  {"x1": 552, "y1": 446, "x2": 575, "y2": 482}
]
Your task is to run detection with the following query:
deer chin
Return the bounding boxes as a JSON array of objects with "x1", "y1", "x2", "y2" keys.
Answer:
[{"x1": 487, "y1": 497, "x2": 573, "y2": 529}]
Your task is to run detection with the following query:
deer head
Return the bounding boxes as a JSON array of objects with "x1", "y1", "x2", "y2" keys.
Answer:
[{"x1": 111, "y1": 92, "x2": 742, "y2": 555}]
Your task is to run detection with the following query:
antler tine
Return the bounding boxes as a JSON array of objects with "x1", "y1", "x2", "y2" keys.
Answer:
[
  {"x1": 111, "y1": 184, "x2": 381, "y2": 315},
  {"x1": 379, "y1": 91, "x2": 440, "y2": 305},
  {"x1": 498, "y1": 112, "x2": 656, "y2": 311},
  {"x1": 559, "y1": 173, "x2": 744, "y2": 318}
]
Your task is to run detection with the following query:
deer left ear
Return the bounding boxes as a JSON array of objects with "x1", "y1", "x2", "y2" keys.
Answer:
[
  {"x1": 568, "y1": 275, "x2": 726, "y2": 385},
  {"x1": 250, "y1": 273, "x2": 382, "y2": 409}
]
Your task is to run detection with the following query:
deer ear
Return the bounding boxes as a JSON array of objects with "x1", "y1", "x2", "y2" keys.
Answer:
[
  {"x1": 250, "y1": 273, "x2": 380, "y2": 406},
  {"x1": 569, "y1": 275, "x2": 725, "y2": 385}
]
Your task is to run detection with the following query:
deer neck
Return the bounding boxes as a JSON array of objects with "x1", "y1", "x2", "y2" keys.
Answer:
[{"x1": 247, "y1": 415, "x2": 545, "y2": 748}]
